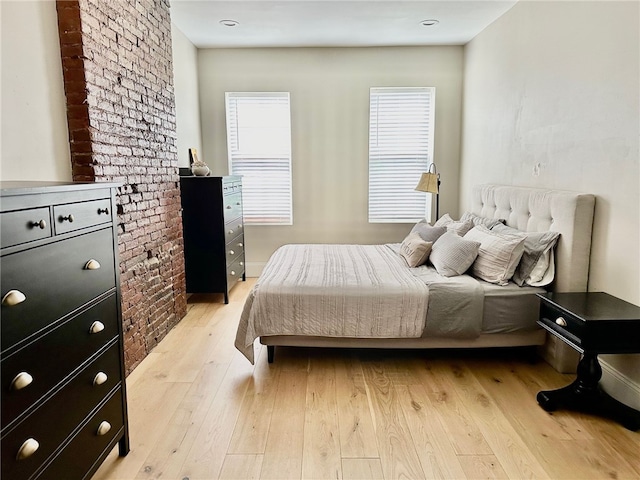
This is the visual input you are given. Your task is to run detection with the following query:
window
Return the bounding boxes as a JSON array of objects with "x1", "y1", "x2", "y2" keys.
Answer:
[
  {"x1": 368, "y1": 87, "x2": 435, "y2": 223},
  {"x1": 225, "y1": 92, "x2": 292, "y2": 225}
]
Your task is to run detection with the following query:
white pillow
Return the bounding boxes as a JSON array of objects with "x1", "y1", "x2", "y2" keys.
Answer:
[
  {"x1": 429, "y1": 232, "x2": 481, "y2": 277},
  {"x1": 491, "y1": 223, "x2": 560, "y2": 286},
  {"x1": 464, "y1": 225, "x2": 526, "y2": 285},
  {"x1": 399, "y1": 233, "x2": 433, "y2": 267}
]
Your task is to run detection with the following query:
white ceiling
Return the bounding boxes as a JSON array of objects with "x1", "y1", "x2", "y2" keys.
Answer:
[{"x1": 170, "y1": 1, "x2": 518, "y2": 48}]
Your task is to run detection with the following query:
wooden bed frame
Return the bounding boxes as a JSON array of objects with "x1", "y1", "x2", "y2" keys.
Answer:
[{"x1": 260, "y1": 184, "x2": 596, "y2": 371}]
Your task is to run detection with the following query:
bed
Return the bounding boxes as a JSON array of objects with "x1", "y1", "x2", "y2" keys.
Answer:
[{"x1": 235, "y1": 184, "x2": 595, "y2": 367}]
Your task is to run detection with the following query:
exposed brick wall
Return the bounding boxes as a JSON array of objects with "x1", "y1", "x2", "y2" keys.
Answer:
[{"x1": 57, "y1": 0, "x2": 187, "y2": 373}]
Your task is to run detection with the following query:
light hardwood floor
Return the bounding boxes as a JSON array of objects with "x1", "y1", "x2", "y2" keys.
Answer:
[{"x1": 93, "y1": 279, "x2": 640, "y2": 480}]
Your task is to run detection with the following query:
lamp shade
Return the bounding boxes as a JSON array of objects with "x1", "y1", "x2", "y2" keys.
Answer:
[{"x1": 415, "y1": 172, "x2": 439, "y2": 194}]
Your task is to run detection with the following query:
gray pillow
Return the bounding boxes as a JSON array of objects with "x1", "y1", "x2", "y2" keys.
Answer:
[
  {"x1": 429, "y1": 232, "x2": 481, "y2": 277},
  {"x1": 399, "y1": 232, "x2": 433, "y2": 267},
  {"x1": 433, "y1": 213, "x2": 474, "y2": 236},
  {"x1": 410, "y1": 221, "x2": 446, "y2": 243},
  {"x1": 492, "y1": 223, "x2": 560, "y2": 286},
  {"x1": 464, "y1": 225, "x2": 526, "y2": 285},
  {"x1": 461, "y1": 211, "x2": 505, "y2": 229}
]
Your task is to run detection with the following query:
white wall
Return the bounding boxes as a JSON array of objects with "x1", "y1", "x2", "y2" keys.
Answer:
[
  {"x1": 462, "y1": 0, "x2": 640, "y2": 407},
  {"x1": 198, "y1": 46, "x2": 464, "y2": 274},
  {"x1": 171, "y1": 23, "x2": 202, "y2": 168},
  {"x1": 1, "y1": 1, "x2": 71, "y2": 181}
]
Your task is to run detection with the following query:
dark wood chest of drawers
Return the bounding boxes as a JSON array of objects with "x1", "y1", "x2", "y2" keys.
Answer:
[
  {"x1": 1, "y1": 181, "x2": 129, "y2": 479},
  {"x1": 180, "y1": 176, "x2": 246, "y2": 303}
]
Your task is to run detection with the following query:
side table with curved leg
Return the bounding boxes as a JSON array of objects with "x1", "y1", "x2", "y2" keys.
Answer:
[{"x1": 536, "y1": 292, "x2": 640, "y2": 431}]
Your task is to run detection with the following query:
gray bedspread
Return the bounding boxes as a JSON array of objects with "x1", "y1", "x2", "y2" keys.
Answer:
[
  {"x1": 235, "y1": 244, "x2": 487, "y2": 364},
  {"x1": 235, "y1": 244, "x2": 431, "y2": 363}
]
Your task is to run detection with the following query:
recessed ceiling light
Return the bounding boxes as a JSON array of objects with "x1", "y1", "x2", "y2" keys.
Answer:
[
  {"x1": 219, "y1": 19, "x2": 239, "y2": 27},
  {"x1": 420, "y1": 19, "x2": 439, "y2": 27}
]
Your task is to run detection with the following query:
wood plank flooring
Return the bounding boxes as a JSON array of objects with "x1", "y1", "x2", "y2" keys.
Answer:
[{"x1": 93, "y1": 279, "x2": 640, "y2": 480}]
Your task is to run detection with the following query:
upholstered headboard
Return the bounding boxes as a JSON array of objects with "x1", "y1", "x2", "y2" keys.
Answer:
[{"x1": 469, "y1": 185, "x2": 596, "y2": 293}]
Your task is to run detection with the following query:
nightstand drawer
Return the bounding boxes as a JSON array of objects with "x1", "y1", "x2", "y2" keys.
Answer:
[
  {"x1": 1, "y1": 295, "x2": 119, "y2": 429},
  {"x1": 538, "y1": 303, "x2": 584, "y2": 349},
  {"x1": 1, "y1": 208, "x2": 52, "y2": 248},
  {"x1": 53, "y1": 199, "x2": 112, "y2": 235},
  {"x1": 1, "y1": 228, "x2": 116, "y2": 353},
  {"x1": 0, "y1": 343, "x2": 122, "y2": 480}
]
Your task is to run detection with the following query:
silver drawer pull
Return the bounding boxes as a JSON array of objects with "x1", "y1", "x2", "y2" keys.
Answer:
[
  {"x1": 11, "y1": 372, "x2": 34, "y2": 391},
  {"x1": 229, "y1": 250, "x2": 235, "y2": 255},
  {"x1": 60, "y1": 214, "x2": 74, "y2": 223},
  {"x1": 84, "y1": 259, "x2": 101, "y2": 270},
  {"x1": 90, "y1": 321, "x2": 105, "y2": 334},
  {"x1": 555, "y1": 317, "x2": 568, "y2": 327},
  {"x1": 16, "y1": 438, "x2": 39, "y2": 460},
  {"x1": 97, "y1": 207, "x2": 109, "y2": 215},
  {"x1": 96, "y1": 421, "x2": 112, "y2": 436},
  {"x1": 226, "y1": 205, "x2": 232, "y2": 209},
  {"x1": 231, "y1": 271, "x2": 236, "y2": 276},
  {"x1": 93, "y1": 372, "x2": 108, "y2": 386},
  {"x1": 31, "y1": 219, "x2": 47, "y2": 229},
  {"x1": 238, "y1": 242, "x2": 243, "y2": 247},
  {"x1": 228, "y1": 229, "x2": 234, "y2": 235},
  {"x1": 236, "y1": 202, "x2": 241, "y2": 206},
  {"x1": 239, "y1": 262, "x2": 244, "y2": 266},
  {"x1": 2, "y1": 290, "x2": 26, "y2": 307}
]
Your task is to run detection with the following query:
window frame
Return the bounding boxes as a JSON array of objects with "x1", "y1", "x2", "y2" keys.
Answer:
[
  {"x1": 368, "y1": 86, "x2": 436, "y2": 224},
  {"x1": 225, "y1": 91, "x2": 293, "y2": 226}
]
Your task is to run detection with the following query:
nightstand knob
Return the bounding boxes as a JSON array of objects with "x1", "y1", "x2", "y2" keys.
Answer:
[
  {"x1": 2, "y1": 290, "x2": 26, "y2": 306},
  {"x1": 228, "y1": 229, "x2": 234, "y2": 234},
  {"x1": 90, "y1": 321, "x2": 105, "y2": 334},
  {"x1": 10, "y1": 372, "x2": 34, "y2": 391},
  {"x1": 229, "y1": 250, "x2": 235, "y2": 255},
  {"x1": 60, "y1": 214, "x2": 74, "y2": 223},
  {"x1": 96, "y1": 421, "x2": 112, "y2": 436},
  {"x1": 555, "y1": 317, "x2": 568, "y2": 327},
  {"x1": 16, "y1": 438, "x2": 39, "y2": 460},
  {"x1": 238, "y1": 242, "x2": 243, "y2": 247},
  {"x1": 231, "y1": 271, "x2": 236, "y2": 276}
]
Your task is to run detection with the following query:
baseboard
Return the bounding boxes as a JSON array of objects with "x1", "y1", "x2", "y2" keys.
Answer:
[
  {"x1": 600, "y1": 359, "x2": 640, "y2": 411},
  {"x1": 246, "y1": 262, "x2": 266, "y2": 278}
]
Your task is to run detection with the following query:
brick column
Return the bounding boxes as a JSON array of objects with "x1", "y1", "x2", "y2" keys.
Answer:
[{"x1": 57, "y1": 0, "x2": 187, "y2": 373}]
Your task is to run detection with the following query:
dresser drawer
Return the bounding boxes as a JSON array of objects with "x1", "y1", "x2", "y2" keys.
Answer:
[
  {"x1": 227, "y1": 256, "x2": 245, "y2": 292},
  {"x1": 223, "y1": 193, "x2": 242, "y2": 222},
  {"x1": 35, "y1": 387, "x2": 125, "y2": 480},
  {"x1": 53, "y1": 198, "x2": 112, "y2": 235},
  {"x1": 1, "y1": 208, "x2": 52, "y2": 249},
  {"x1": 539, "y1": 302, "x2": 584, "y2": 349},
  {"x1": 226, "y1": 237, "x2": 244, "y2": 265},
  {"x1": 1, "y1": 228, "x2": 116, "y2": 352},
  {"x1": 0, "y1": 343, "x2": 122, "y2": 480},
  {"x1": 224, "y1": 217, "x2": 244, "y2": 245},
  {"x1": 2, "y1": 295, "x2": 119, "y2": 429}
]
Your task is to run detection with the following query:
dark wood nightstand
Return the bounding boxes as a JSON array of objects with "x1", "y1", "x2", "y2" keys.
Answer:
[{"x1": 536, "y1": 292, "x2": 640, "y2": 430}]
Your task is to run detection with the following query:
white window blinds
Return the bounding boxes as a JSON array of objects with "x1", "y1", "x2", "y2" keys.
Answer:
[
  {"x1": 368, "y1": 87, "x2": 435, "y2": 223},
  {"x1": 225, "y1": 92, "x2": 292, "y2": 225}
]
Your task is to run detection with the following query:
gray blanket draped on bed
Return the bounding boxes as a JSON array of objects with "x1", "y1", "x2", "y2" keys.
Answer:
[{"x1": 235, "y1": 244, "x2": 485, "y2": 364}]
